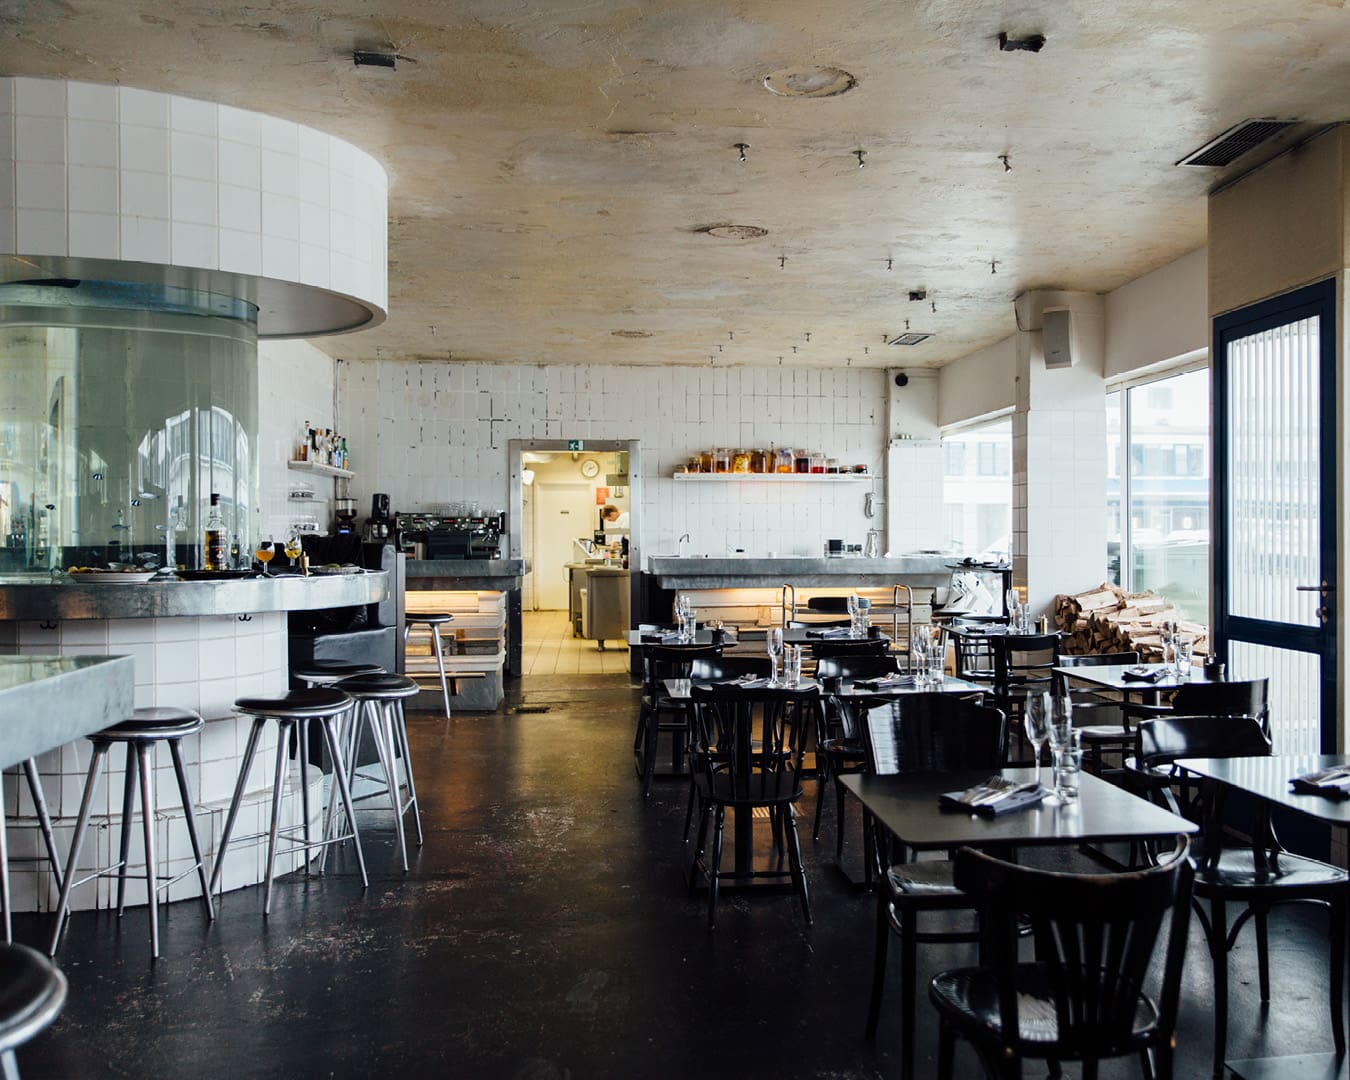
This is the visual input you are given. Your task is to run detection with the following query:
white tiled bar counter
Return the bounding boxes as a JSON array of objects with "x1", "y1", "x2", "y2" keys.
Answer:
[{"x1": 0, "y1": 573, "x2": 386, "y2": 911}]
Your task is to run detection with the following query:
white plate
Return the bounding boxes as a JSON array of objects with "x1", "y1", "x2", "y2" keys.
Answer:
[{"x1": 68, "y1": 571, "x2": 157, "y2": 584}]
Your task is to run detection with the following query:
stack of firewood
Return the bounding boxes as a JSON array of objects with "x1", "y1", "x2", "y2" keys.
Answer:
[{"x1": 1053, "y1": 583, "x2": 1208, "y2": 661}]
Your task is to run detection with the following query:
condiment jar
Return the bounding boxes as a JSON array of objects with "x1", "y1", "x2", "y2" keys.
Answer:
[{"x1": 713, "y1": 447, "x2": 731, "y2": 473}]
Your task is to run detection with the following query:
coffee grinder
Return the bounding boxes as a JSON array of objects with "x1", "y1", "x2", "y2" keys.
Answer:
[
  {"x1": 334, "y1": 497, "x2": 358, "y2": 535},
  {"x1": 365, "y1": 493, "x2": 391, "y2": 541}
]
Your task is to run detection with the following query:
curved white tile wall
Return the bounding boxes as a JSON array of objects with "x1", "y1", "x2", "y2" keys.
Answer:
[{"x1": 0, "y1": 76, "x2": 388, "y2": 326}]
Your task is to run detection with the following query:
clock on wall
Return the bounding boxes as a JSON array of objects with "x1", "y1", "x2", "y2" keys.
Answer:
[{"x1": 580, "y1": 459, "x2": 600, "y2": 478}]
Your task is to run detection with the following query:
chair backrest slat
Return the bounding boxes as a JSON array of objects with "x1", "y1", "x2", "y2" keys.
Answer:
[{"x1": 859, "y1": 693, "x2": 1007, "y2": 776}]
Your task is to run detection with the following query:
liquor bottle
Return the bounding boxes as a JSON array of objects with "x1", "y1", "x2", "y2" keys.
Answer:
[
  {"x1": 203, "y1": 493, "x2": 226, "y2": 571},
  {"x1": 298, "y1": 420, "x2": 309, "y2": 462},
  {"x1": 340, "y1": 437, "x2": 349, "y2": 470}
]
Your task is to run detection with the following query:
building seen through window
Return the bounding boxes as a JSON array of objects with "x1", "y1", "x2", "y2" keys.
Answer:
[{"x1": 942, "y1": 418, "x2": 1011, "y2": 560}]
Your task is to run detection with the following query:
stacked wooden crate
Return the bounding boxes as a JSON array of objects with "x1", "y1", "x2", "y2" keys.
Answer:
[{"x1": 1053, "y1": 583, "x2": 1208, "y2": 661}]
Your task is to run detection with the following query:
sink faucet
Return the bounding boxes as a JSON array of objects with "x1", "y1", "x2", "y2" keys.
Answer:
[{"x1": 677, "y1": 533, "x2": 691, "y2": 556}]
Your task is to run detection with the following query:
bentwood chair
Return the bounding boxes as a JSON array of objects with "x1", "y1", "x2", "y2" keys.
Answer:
[
  {"x1": 860, "y1": 693, "x2": 1008, "y2": 1080},
  {"x1": 633, "y1": 643, "x2": 722, "y2": 798},
  {"x1": 1137, "y1": 715, "x2": 1348, "y2": 1078},
  {"x1": 1126, "y1": 677, "x2": 1271, "y2": 736},
  {"x1": 1053, "y1": 650, "x2": 1139, "y2": 773},
  {"x1": 810, "y1": 655, "x2": 902, "y2": 862},
  {"x1": 929, "y1": 843, "x2": 1194, "y2": 1080},
  {"x1": 687, "y1": 684, "x2": 819, "y2": 929},
  {"x1": 990, "y1": 633, "x2": 1060, "y2": 763}
]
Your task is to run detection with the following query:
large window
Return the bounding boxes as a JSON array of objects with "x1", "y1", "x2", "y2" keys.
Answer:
[
  {"x1": 942, "y1": 417, "x2": 1011, "y2": 559},
  {"x1": 1106, "y1": 367, "x2": 1210, "y2": 621}
]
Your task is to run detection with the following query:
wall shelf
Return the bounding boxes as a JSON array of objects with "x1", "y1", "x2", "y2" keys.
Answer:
[
  {"x1": 287, "y1": 460, "x2": 354, "y2": 479},
  {"x1": 673, "y1": 472, "x2": 872, "y2": 482}
]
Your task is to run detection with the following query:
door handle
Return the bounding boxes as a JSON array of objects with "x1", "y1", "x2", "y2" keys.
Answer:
[{"x1": 1296, "y1": 581, "x2": 1333, "y2": 625}]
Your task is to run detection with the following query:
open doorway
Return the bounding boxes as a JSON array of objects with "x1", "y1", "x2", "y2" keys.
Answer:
[{"x1": 508, "y1": 440, "x2": 642, "y2": 662}]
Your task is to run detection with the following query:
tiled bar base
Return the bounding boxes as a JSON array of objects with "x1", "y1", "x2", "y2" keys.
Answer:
[{"x1": 0, "y1": 612, "x2": 319, "y2": 911}]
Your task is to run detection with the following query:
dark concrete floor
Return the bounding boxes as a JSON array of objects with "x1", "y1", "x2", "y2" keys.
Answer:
[{"x1": 13, "y1": 673, "x2": 1346, "y2": 1079}]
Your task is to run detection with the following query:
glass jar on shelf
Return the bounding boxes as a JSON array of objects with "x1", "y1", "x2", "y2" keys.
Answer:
[
  {"x1": 686, "y1": 456, "x2": 702, "y2": 474},
  {"x1": 731, "y1": 449, "x2": 751, "y2": 473},
  {"x1": 713, "y1": 447, "x2": 731, "y2": 473},
  {"x1": 748, "y1": 448, "x2": 767, "y2": 474},
  {"x1": 794, "y1": 449, "x2": 811, "y2": 474},
  {"x1": 774, "y1": 447, "x2": 794, "y2": 473},
  {"x1": 698, "y1": 449, "x2": 714, "y2": 473},
  {"x1": 810, "y1": 453, "x2": 826, "y2": 474},
  {"x1": 826, "y1": 458, "x2": 840, "y2": 474}
]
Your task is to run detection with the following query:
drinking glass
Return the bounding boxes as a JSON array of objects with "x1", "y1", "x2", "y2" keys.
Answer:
[
  {"x1": 1054, "y1": 731, "x2": 1083, "y2": 802},
  {"x1": 783, "y1": 645, "x2": 803, "y2": 687},
  {"x1": 766, "y1": 627, "x2": 784, "y2": 686},
  {"x1": 1175, "y1": 634, "x2": 1194, "y2": 678},
  {"x1": 284, "y1": 533, "x2": 303, "y2": 570},
  {"x1": 1024, "y1": 691, "x2": 1051, "y2": 789},
  {"x1": 681, "y1": 607, "x2": 697, "y2": 642},
  {"x1": 1047, "y1": 691, "x2": 1074, "y2": 753},
  {"x1": 254, "y1": 536, "x2": 275, "y2": 576},
  {"x1": 1005, "y1": 588, "x2": 1021, "y2": 628},
  {"x1": 927, "y1": 630, "x2": 945, "y2": 686}
]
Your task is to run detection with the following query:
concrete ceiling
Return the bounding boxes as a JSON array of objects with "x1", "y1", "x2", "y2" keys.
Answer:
[{"x1": 6, "y1": 1, "x2": 1350, "y2": 369}]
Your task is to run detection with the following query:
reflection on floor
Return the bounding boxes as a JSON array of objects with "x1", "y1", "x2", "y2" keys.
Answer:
[
  {"x1": 521, "y1": 608, "x2": 632, "y2": 676},
  {"x1": 15, "y1": 673, "x2": 1342, "y2": 1079}
]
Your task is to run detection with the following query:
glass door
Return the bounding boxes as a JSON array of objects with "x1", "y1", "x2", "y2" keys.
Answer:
[{"x1": 1213, "y1": 280, "x2": 1337, "y2": 754}]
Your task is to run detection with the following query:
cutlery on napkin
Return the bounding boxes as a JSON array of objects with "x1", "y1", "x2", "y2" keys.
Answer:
[{"x1": 1291, "y1": 766, "x2": 1350, "y2": 797}]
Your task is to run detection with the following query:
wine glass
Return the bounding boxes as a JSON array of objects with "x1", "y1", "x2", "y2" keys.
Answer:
[
  {"x1": 910, "y1": 629, "x2": 929, "y2": 685},
  {"x1": 766, "y1": 626, "x2": 784, "y2": 686},
  {"x1": 283, "y1": 533, "x2": 303, "y2": 571},
  {"x1": 1025, "y1": 691, "x2": 1051, "y2": 789},
  {"x1": 254, "y1": 536, "x2": 275, "y2": 576}
]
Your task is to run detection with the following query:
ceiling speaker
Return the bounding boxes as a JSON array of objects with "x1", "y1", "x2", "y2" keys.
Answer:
[{"x1": 1042, "y1": 308, "x2": 1073, "y2": 368}]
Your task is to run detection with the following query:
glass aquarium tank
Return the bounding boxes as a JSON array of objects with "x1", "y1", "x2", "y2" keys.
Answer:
[{"x1": 0, "y1": 279, "x2": 259, "y2": 572}]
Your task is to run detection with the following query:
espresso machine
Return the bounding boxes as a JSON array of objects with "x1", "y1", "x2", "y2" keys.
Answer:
[
  {"x1": 364, "y1": 493, "x2": 391, "y2": 541},
  {"x1": 394, "y1": 509, "x2": 506, "y2": 560}
]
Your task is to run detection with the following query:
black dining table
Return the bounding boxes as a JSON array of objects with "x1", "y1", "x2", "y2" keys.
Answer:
[
  {"x1": 1176, "y1": 754, "x2": 1350, "y2": 1080},
  {"x1": 1053, "y1": 661, "x2": 1215, "y2": 698},
  {"x1": 841, "y1": 767, "x2": 1197, "y2": 855},
  {"x1": 662, "y1": 674, "x2": 986, "y2": 701},
  {"x1": 629, "y1": 626, "x2": 891, "y2": 649}
]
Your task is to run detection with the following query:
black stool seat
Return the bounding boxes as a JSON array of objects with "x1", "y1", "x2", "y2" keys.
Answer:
[
  {"x1": 337, "y1": 673, "x2": 420, "y2": 700},
  {"x1": 99, "y1": 707, "x2": 204, "y2": 741},
  {"x1": 0, "y1": 943, "x2": 65, "y2": 1064},
  {"x1": 405, "y1": 612, "x2": 453, "y2": 625},
  {"x1": 293, "y1": 660, "x2": 384, "y2": 683},
  {"x1": 236, "y1": 688, "x2": 354, "y2": 718}
]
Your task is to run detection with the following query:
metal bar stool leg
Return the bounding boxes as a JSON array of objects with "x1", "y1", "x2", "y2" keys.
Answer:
[
  {"x1": 317, "y1": 699, "x2": 370, "y2": 877},
  {"x1": 393, "y1": 700, "x2": 423, "y2": 847},
  {"x1": 429, "y1": 624, "x2": 452, "y2": 719},
  {"x1": 49, "y1": 744, "x2": 110, "y2": 956},
  {"x1": 296, "y1": 717, "x2": 313, "y2": 874},
  {"x1": 368, "y1": 702, "x2": 408, "y2": 872},
  {"x1": 208, "y1": 717, "x2": 265, "y2": 896},
  {"x1": 319, "y1": 715, "x2": 367, "y2": 887},
  {"x1": 168, "y1": 739, "x2": 214, "y2": 922},
  {"x1": 135, "y1": 742, "x2": 160, "y2": 958},
  {"x1": 21, "y1": 760, "x2": 62, "y2": 894},
  {"x1": 261, "y1": 719, "x2": 293, "y2": 917},
  {"x1": 114, "y1": 744, "x2": 138, "y2": 917}
]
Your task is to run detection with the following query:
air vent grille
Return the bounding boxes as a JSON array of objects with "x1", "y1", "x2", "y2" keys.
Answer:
[
  {"x1": 887, "y1": 333, "x2": 933, "y2": 347},
  {"x1": 1177, "y1": 119, "x2": 1297, "y2": 168}
]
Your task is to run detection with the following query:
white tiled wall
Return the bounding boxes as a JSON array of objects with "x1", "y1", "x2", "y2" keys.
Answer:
[
  {"x1": 338, "y1": 360, "x2": 889, "y2": 556},
  {"x1": 0, "y1": 76, "x2": 388, "y2": 315},
  {"x1": 257, "y1": 339, "x2": 340, "y2": 540},
  {"x1": 0, "y1": 612, "x2": 324, "y2": 911}
]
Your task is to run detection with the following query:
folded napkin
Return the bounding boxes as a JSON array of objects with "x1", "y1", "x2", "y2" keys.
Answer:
[
  {"x1": 854, "y1": 675, "x2": 917, "y2": 691},
  {"x1": 1121, "y1": 666, "x2": 1167, "y2": 682},
  {"x1": 939, "y1": 775, "x2": 1046, "y2": 817},
  {"x1": 1291, "y1": 765, "x2": 1350, "y2": 798},
  {"x1": 806, "y1": 627, "x2": 854, "y2": 639},
  {"x1": 640, "y1": 632, "x2": 684, "y2": 644}
]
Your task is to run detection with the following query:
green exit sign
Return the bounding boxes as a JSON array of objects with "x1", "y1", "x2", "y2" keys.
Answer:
[{"x1": 567, "y1": 439, "x2": 584, "y2": 451}]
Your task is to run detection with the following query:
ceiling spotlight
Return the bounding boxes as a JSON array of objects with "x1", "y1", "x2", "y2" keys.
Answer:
[
  {"x1": 854, "y1": 149, "x2": 867, "y2": 169},
  {"x1": 353, "y1": 50, "x2": 398, "y2": 69},
  {"x1": 998, "y1": 32, "x2": 1045, "y2": 52},
  {"x1": 734, "y1": 142, "x2": 750, "y2": 163},
  {"x1": 998, "y1": 154, "x2": 1012, "y2": 172},
  {"x1": 908, "y1": 289, "x2": 926, "y2": 302}
]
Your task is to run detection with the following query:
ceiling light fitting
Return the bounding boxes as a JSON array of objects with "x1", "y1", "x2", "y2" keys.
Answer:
[
  {"x1": 999, "y1": 154, "x2": 1012, "y2": 172},
  {"x1": 888, "y1": 333, "x2": 934, "y2": 346},
  {"x1": 734, "y1": 142, "x2": 750, "y2": 163},
  {"x1": 353, "y1": 50, "x2": 398, "y2": 69},
  {"x1": 908, "y1": 289, "x2": 926, "y2": 302},
  {"x1": 700, "y1": 224, "x2": 769, "y2": 239},
  {"x1": 762, "y1": 67, "x2": 858, "y2": 98},
  {"x1": 998, "y1": 33, "x2": 1045, "y2": 52},
  {"x1": 854, "y1": 150, "x2": 866, "y2": 168}
]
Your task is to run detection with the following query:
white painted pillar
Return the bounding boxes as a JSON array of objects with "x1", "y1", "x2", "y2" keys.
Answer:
[{"x1": 1011, "y1": 291, "x2": 1108, "y2": 616}]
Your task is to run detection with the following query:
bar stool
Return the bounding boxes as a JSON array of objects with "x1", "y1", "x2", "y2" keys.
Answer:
[
  {"x1": 208, "y1": 688, "x2": 365, "y2": 915},
  {"x1": 49, "y1": 708, "x2": 214, "y2": 960},
  {"x1": 329, "y1": 674, "x2": 423, "y2": 872},
  {"x1": 0, "y1": 942, "x2": 66, "y2": 1079},
  {"x1": 403, "y1": 613, "x2": 455, "y2": 718},
  {"x1": 293, "y1": 660, "x2": 386, "y2": 790},
  {"x1": 1, "y1": 761, "x2": 64, "y2": 944}
]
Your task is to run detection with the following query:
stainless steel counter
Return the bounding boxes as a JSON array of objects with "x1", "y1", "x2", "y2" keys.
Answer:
[
  {"x1": 0, "y1": 654, "x2": 134, "y2": 768},
  {"x1": 645, "y1": 556, "x2": 957, "y2": 590},
  {"x1": 0, "y1": 572, "x2": 387, "y2": 621},
  {"x1": 405, "y1": 559, "x2": 529, "y2": 589}
]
